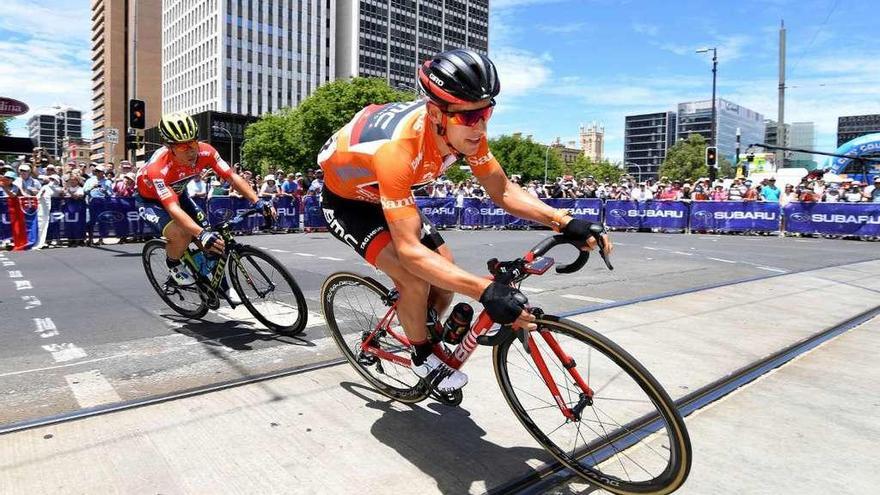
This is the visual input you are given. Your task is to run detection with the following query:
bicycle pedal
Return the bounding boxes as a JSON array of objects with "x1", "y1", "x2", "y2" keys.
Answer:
[{"x1": 357, "y1": 350, "x2": 378, "y2": 366}]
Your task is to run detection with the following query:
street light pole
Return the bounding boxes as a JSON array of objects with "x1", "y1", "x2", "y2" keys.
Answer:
[
  {"x1": 626, "y1": 162, "x2": 642, "y2": 183},
  {"x1": 696, "y1": 47, "x2": 718, "y2": 147},
  {"x1": 212, "y1": 125, "x2": 233, "y2": 166},
  {"x1": 544, "y1": 145, "x2": 550, "y2": 184}
]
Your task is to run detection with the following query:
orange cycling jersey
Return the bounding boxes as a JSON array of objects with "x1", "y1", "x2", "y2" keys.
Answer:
[
  {"x1": 137, "y1": 142, "x2": 233, "y2": 207},
  {"x1": 317, "y1": 100, "x2": 501, "y2": 221}
]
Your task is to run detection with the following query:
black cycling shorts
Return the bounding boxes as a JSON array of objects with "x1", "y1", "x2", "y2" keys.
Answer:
[
  {"x1": 135, "y1": 192, "x2": 209, "y2": 236},
  {"x1": 321, "y1": 188, "x2": 444, "y2": 265}
]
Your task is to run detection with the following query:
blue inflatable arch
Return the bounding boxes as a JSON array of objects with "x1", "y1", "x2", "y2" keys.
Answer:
[{"x1": 826, "y1": 133, "x2": 880, "y2": 174}]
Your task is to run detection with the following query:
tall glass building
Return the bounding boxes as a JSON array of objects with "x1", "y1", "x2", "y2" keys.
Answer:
[
  {"x1": 677, "y1": 98, "x2": 765, "y2": 164},
  {"x1": 336, "y1": 0, "x2": 489, "y2": 91}
]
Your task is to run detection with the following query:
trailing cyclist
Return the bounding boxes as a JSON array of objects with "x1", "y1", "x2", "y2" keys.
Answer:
[
  {"x1": 317, "y1": 49, "x2": 613, "y2": 393},
  {"x1": 136, "y1": 112, "x2": 276, "y2": 302}
]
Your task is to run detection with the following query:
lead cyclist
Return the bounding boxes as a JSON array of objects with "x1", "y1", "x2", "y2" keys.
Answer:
[{"x1": 317, "y1": 49, "x2": 613, "y2": 393}]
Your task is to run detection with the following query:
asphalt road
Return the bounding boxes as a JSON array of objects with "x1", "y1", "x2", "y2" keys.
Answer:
[{"x1": 0, "y1": 230, "x2": 877, "y2": 425}]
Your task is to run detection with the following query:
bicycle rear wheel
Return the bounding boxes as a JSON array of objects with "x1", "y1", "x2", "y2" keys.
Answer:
[
  {"x1": 321, "y1": 272, "x2": 428, "y2": 403},
  {"x1": 228, "y1": 245, "x2": 308, "y2": 335},
  {"x1": 142, "y1": 239, "x2": 207, "y2": 319},
  {"x1": 494, "y1": 315, "x2": 691, "y2": 495}
]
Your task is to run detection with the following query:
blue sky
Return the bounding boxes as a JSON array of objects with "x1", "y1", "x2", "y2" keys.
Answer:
[{"x1": 2, "y1": 0, "x2": 878, "y2": 163}]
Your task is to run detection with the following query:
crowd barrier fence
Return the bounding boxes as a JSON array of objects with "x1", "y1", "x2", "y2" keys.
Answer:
[{"x1": 3, "y1": 196, "x2": 880, "y2": 245}]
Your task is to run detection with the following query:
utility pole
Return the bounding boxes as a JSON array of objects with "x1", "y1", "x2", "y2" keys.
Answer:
[
  {"x1": 777, "y1": 19, "x2": 786, "y2": 171},
  {"x1": 129, "y1": 0, "x2": 139, "y2": 166}
]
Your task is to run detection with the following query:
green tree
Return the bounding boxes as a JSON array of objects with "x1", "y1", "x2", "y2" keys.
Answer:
[
  {"x1": 566, "y1": 155, "x2": 625, "y2": 182},
  {"x1": 0, "y1": 118, "x2": 10, "y2": 137},
  {"x1": 659, "y1": 133, "x2": 733, "y2": 181},
  {"x1": 242, "y1": 77, "x2": 414, "y2": 175},
  {"x1": 488, "y1": 135, "x2": 563, "y2": 182},
  {"x1": 443, "y1": 160, "x2": 471, "y2": 184}
]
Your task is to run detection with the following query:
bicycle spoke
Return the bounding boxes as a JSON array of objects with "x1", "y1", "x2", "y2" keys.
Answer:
[{"x1": 593, "y1": 404, "x2": 671, "y2": 463}]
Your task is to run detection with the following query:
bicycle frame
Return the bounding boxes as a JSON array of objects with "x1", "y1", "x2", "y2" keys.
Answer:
[{"x1": 360, "y1": 286, "x2": 596, "y2": 421}]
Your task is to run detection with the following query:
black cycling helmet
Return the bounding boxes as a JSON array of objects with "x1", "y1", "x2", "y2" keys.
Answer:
[{"x1": 418, "y1": 48, "x2": 500, "y2": 106}]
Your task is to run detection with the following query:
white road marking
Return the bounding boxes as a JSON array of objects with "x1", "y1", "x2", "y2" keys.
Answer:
[
  {"x1": 672, "y1": 251, "x2": 693, "y2": 256},
  {"x1": 294, "y1": 252, "x2": 316, "y2": 257},
  {"x1": 643, "y1": 246, "x2": 659, "y2": 251},
  {"x1": 562, "y1": 294, "x2": 615, "y2": 304},
  {"x1": 0, "y1": 354, "x2": 128, "y2": 378},
  {"x1": 14, "y1": 280, "x2": 33, "y2": 290},
  {"x1": 8, "y1": 270, "x2": 22, "y2": 278},
  {"x1": 33, "y1": 317, "x2": 59, "y2": 338},
  {"x1": 270, "y1": 249, "x2": 290, "y2": 253},
  {"x1": 3, "y1": 261, "x2": 16, "y2": 266},
  {"x1": 520, "y1": 286, "x2": 545, "y2": 294},
  {"x1": 41, "y1": 343, "x2": 88, "y2": 362},
  {"x1": 22, "y1": 295, "x2": 42, "y2": 309},
  {"x1": 757, "y1": 266, "x2": 787, "y2": 273},
  {"x1": 708, "y1": 257, "x2": 737, "y2": 264},
  {"x1": 319, "y1": 256, "x2": 344, "y2": 261},
  {"x1": 64, "y1": 370, "x2": 121, "y2": 408}
]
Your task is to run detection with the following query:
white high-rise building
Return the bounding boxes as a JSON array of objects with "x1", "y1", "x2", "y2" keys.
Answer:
[
  {"x1": 27, "y1": 106, "x2": 83, "y2": 158},
  {"x1": 162, "y1": 0, "x2": 335, "y2": 117},
  {"x1": 336, "y1": 0, "x2": 490, "y2": 91}
]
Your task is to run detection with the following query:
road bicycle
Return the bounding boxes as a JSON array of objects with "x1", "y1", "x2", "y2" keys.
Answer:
[
  {"x1": 321, "y1": 232, "x2": 691, "y2": 494},
  {"x1": 142, "y1": 208, "x2": 308, "y2": 335}
]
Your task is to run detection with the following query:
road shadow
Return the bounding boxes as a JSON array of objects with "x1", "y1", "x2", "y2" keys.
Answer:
[
  {"x1": 89, "y1": 244, "x2": 143, "y2": 257},
  {"x1": 340, "y1": 381, "x2": 553, "y2": 494},
  {"x1": 164, "y1": 314, "x2": 316, "y2": 352}
]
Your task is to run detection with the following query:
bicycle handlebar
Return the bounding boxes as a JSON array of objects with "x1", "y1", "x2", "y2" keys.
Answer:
[
  {"x1": 529, "y1": 227, "x2": 614, "y2": 274},
  {"x1": 213, "y1": 207, "x2": 272, "y2": 231}
]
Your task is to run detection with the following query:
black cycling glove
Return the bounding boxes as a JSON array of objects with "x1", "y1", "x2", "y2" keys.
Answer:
[
  {"x1": 480, "y1": 282, "x2": 528, "y2": 324},
  {"x1": 561, "y1": 218, "x2": 604, "y2": 243},
  {"x1": 198, "y1": 229, "x2": 222, "y2": 251},
  {"x1": 253, "y1": 198, "x2": 273, "y2": 216}
]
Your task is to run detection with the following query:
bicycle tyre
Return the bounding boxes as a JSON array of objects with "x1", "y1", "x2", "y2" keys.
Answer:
[
  {"x1": 494, "y1": 315, "x2": 691, "y2": 495},
  {"x1": 321, "y1": 272, "x2": 429, "y2": 403},
  {"x1": 228, "y1": 245, "x2": 308, "y2": 335},
  {"x1": 141, "y1": 239, "x2": 208, "y2": 319}
]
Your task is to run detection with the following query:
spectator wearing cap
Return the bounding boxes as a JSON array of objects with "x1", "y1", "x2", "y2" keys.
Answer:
[
  {"x1": 823, "y1": 183, "x2": 842, "y2": 203},
  {"x1": 308, "y1": 169, "x2": 324, "y2": 195},
  {"x1": 14, "y1": 164, "x2": 42, "y2": 196},
  {"x1": 709, "y1": 184, "x2": 727, "y2": 201},
  {"x1": 260, "y1": 174, "x2": 280, "y2": 198},
  {"x1": 743, "y1": 180, "x2": 759, "y2": 201},
  {"x1": 780, "y1": 184, "x2": 797, "y2": 207},
  {"x1": 863, "y1": 177, "x2": 880, "y2": 203},
  {"x1": 727, "y1": 178, "x2": 746, "y2": 201},
  {"x1": 37, "y1": 174, "x2": 63, "y2": 198},
  {"x1": 119, "y1": 160, "x2": 133, "y2": 176},
  {"x1": 0, "y1": 171, "x2": 21, "y2": 198},
  {"x1": 760, "y1": 177, "x2": 780, "y2": 202},
  {"x1": 113, "y1": 173, "x2": 137, "y2": 197},
  {"x1": 83, "y1": 165, "x2": 113, "y2": 199},
  {"x1": 631, "y1": 182, "x2": 653, "y2": 201},
  {"x1": 280, "y1": 173, "x2": 300, "y2": 197},
  {"x1": 680, "y1": 183, "x2": 693, "y2": 201},
  {"x1": 843, "y1": 184, "x2": 863, "y2": 203}
]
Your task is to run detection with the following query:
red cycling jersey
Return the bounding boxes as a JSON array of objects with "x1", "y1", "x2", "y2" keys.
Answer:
[{"x1": 136, "y1": 142, "x2": 233, "y2": 207}]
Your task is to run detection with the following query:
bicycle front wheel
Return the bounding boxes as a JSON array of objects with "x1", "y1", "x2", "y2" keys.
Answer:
[
  {"x1": 494, "y1": 315, "x2": 691, "y2": 495},
  {"x1": 142, "y1": 239, "x2": 207, "y2": 319},
  {"x1": 321, "y1": 272, "x2": 428, "y2": 403},
  {"x1": 228, "y1": 245, "x2": 308, "y2": 335}
]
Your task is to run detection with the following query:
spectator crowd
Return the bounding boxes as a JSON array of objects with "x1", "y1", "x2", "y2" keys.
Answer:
[
  {"x1": 2, "y1": 155, "x2": 878, "y2": 206},
  {"x1": 417, "y1": 173, "x2": 880, "y2": 205}
]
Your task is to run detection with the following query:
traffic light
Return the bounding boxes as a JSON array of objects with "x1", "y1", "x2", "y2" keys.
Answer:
[
  {"x1": 129, "y1": 99, "x2": 146, "y2": 129},
  {"x1": 126, "y1": 130, "x2": 143, "y2": 150},
  {"x1": 705, "y1": 146, "x2": 718, "y2": 168}
]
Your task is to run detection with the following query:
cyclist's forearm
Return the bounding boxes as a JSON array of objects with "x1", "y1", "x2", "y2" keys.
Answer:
[
  {"x1": 397, "y1": 243, "x2": 489, "y2": 300},
  {"x1": 229, "y1": 174, "x2": 259, "y2": 203},
  {"x1": 495, "y1": 182, "x2": 562, "y2": 227}
]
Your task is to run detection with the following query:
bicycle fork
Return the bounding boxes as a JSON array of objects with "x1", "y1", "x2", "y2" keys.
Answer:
[{"x1": 527, "y1": 328, "x2": 595, "y2": 422}]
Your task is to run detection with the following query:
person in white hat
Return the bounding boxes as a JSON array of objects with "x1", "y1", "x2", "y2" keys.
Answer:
[
  {"x1": 259, "y1": 174, "x2": 279, "y2": 197},
  {"x1": 14, "y1": 163, "x2": 41, "y2": 196},
  {"x1": 83, "y1": 165, "x2": 113, "y2": 199}
]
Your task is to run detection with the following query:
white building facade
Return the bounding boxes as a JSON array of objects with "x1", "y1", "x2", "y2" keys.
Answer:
[{"x1": 162, "y1": 0, "x2": 335, "y2": 117}]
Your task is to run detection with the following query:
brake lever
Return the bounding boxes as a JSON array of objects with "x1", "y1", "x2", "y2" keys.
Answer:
[{"x1": 590, "y1": 225, "x2": 614, "y2": 271}]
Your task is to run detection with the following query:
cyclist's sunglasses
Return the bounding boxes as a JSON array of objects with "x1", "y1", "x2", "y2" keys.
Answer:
[
  {"x1": 443, "y1": 100, "x2": 495, "y2": 127},
  {"x1": 170, "y1": 141, "x2": 198, "y2": 152}
]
